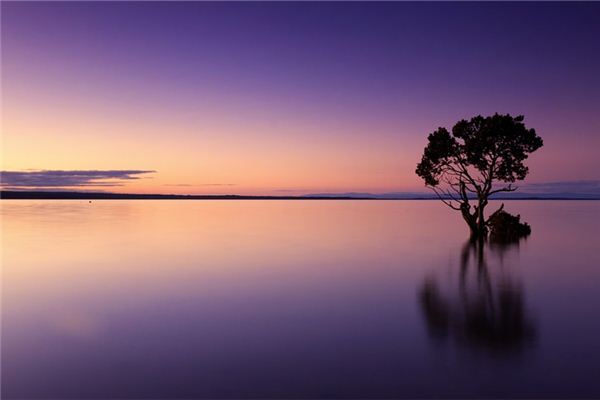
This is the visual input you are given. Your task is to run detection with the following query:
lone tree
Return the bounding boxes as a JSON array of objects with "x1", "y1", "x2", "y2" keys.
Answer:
[{"x1": 416, "y1": 114, "x2": 543, "y2": 238}]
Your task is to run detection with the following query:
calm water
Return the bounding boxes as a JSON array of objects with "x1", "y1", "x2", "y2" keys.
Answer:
[{"x1": 2, "y1": 200, "x2": 599, "y2": 399}]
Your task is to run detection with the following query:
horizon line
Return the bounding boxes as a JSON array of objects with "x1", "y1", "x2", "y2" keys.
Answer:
[{"x1": 2, "y1": 190, "x2": 599, "y2": 201}]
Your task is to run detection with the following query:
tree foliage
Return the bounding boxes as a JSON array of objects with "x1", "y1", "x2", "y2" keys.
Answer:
[{"x1": 416, "y1": 113, "x2": 543, "y2": 236}]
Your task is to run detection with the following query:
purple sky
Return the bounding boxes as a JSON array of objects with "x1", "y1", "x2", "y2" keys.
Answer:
[{"x1": 2, "y1": 2, "x2": 599, "y2": 194}]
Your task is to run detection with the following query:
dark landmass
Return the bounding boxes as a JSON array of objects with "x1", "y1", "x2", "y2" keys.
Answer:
[
  {"x1": 1, "y1": 191, "x2": 598, "y2": 200},
  {"x1": 488, "y1": 210, "x2": 532, "y2": 243},
  {"x1": 305, "y1": 191, "x2": 600, "y2": 200},
  {"x1": 0, "y1": 191, "x2": 378, "y2": 200}
]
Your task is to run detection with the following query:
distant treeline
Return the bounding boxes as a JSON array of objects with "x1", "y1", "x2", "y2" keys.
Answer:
[
  {"x1": 1, "y1": 191, "x2": 597, "y2": 200},
  {"x1": 0, "y1": 191, "x2": 375, "y2": 200}
]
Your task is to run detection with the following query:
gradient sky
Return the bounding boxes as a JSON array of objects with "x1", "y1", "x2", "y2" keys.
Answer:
[{"x1": 2, "y1": 2, "x2": 599, "y2": 195}]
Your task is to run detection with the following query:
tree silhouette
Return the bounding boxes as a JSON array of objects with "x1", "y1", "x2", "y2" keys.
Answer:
[{"x1": 416, "y1": 114, "x2": 543, "y2": 237}]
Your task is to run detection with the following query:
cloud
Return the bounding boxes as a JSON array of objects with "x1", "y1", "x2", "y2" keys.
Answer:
[
  {"x1": 0, "y1": 170, "x2": 155, "y2": 189},
  {"x1": 522, "y1": 180, "x2": 600, "y2": 194}
]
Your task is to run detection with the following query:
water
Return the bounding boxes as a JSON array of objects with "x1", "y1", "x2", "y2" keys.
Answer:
[{"x1": 1, "y1": 200, "x2": 599, "y2": 398}]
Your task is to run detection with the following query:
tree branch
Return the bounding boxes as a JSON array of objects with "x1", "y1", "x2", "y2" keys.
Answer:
[
  {"x1": 489, "y1": 184, "x2": 518, "y2": 196},
  {"x1": 430, "y1": 186, "x2": 462, "y2": 210}
]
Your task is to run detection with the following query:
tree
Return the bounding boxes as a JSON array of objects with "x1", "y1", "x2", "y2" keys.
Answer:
[{"x1": 415, "y1": 113, "x2": 543, "y2": 238}]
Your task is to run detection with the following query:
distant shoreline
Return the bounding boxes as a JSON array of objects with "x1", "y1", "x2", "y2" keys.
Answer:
[{"x1": 1, "y1": 191, "x2": 598, "y2": 201}]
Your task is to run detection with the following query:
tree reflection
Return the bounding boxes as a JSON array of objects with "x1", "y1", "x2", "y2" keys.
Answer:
[{"x1": 419, "y1": 238, "x2": 536, "y2": 355}]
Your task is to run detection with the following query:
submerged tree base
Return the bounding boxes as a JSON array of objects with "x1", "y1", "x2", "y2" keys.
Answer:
[{"x1": 486, "y1": 210, "x2": 531, "y2": 243}]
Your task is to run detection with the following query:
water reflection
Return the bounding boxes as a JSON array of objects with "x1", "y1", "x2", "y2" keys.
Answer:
[
  {"x1": 419, "y1": 238, "x2": 537, "y2": 355},
  {"x1": 4, "y1": 201, "x2": 600, "y2": 398}
]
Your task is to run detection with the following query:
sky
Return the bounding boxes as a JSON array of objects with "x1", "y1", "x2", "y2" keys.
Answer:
[{"x1": 1, "y1": 2, "x2": 599, "y2": 195}]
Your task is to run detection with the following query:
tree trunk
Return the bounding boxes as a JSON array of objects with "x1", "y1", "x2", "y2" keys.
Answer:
[
  {"x1": 475, "y1": 198, "x2": 488, "y2": 238},
  {"x1": 462, "y1": 197, "x2": 489, "y2": 239},
  {"x1": 461, "y1": 206, "x2": 479, "y2": 238}
]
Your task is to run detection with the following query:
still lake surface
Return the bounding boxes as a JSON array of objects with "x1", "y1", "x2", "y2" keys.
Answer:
[{"x1": 1, "y1": 200, "x2": 599, "y2": 399}]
